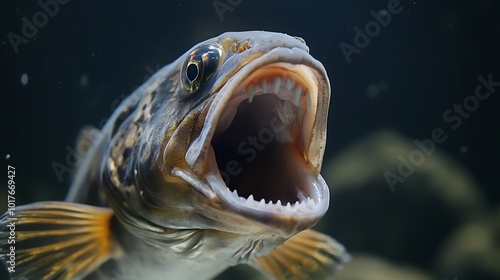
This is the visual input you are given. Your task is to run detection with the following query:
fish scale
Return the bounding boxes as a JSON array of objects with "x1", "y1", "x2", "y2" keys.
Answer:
[{"x1": 0, "y1": 31, "x2": 349, "y2": 280}]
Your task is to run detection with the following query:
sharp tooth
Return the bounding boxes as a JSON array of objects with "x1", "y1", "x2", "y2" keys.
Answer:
[
  {"x1": 276, "y1": 200, "x2": 283, "y2": 211},
  {"x1": 306, "y1": 93, "x2": 311, "y2": 112},
  {"x1": 293, "y1": 86, "x2": 302, "y2": 106},
  {"x1": 306, "y1": 198, "x2": 315, "y2": 208},
  {"x1": 247, "y1": 194, "x2": 254, "y2": 202},
  {"x1": 285, "y1": 78, "x2": 294, "y2": 91},
  {"x1": 261, "y1": 80, "x2": 268, "y2": 93},
  {"x1": 297, "y1": 191, "x2": 307, "y2": 201},
  {"x1": 273, "y1": 77, "x2": 282, "y2": 93},
  {"x1": 259, "y1": 199, "x2": 266, "y2": 208},
  {"x1": 285, "y1": 202, "x2": 292, "y2": 211},
  {"x1": 293, "y1": 201, "x2": 300, "y2": 208},
  {"x1": 248, "y1": 84, "x2": 256, "y2": 103},
  {"x1": 232, "y1": 189, "x2": 239, "y2": 197}
]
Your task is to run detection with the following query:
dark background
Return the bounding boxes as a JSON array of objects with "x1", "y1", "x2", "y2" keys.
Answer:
[{"x1": 1, "y1": 0, "x2": 499, "y2": 279}]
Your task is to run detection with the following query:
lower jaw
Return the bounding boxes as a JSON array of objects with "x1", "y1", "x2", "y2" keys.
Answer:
[
  {"x1": 207, "y1": 169, "x2": 328, "y2": 215},
  {"x1": 205, "y1": 172, "x2": 329, "y2": 237}
]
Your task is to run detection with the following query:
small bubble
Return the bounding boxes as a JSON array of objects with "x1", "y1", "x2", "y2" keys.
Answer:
[
  {"x1": 5, "y1": 154, "x2": 10, "y2": 159},
  {"x1": 460, "y1": 146, "x2": 468, "y2": 153},
  {"x1": 79, "y1": 74, "x2": 89, "y2": 87},
  {"x1": 367, "y1": 84, "x2": 380, "y2": 98},
  {"x1": 20, "y1": 73, "x2": 28, "y2": 86}
]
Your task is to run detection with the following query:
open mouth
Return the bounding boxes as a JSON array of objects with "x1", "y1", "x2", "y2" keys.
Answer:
[
  {"x1": 185, "y1": 62, "x2": 329, "y2": 217},
  {"x1": 212, "y1": 63, "x2": 318, "y2": 204}
]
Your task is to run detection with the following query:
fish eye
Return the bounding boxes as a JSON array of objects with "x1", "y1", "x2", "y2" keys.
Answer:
[
  {"x1": 182, "y1": 43, "x2": 225, "y2": 93},
  {"x1": 186, "y1": 63, "x2": 199, "y2": 82}
]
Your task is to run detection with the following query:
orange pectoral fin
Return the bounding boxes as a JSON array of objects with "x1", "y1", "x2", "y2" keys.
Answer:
[
  {"x1": 252, "y1": 229, "x2": 350, "y2": 280},
  {"x1": 0, "y1": 202, "x2": 114, "y2": 280}
]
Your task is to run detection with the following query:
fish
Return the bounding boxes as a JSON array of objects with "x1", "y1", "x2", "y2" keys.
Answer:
[{"x1": 0, "y1": 31, "x2": 349, "y2": 280}]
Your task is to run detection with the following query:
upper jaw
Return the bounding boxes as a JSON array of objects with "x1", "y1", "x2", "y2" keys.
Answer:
[{"x1": 183, "y1": 47, "x2": 330, "y2": 232}]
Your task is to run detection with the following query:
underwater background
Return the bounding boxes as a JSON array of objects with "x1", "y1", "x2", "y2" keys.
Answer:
[{"x1": 1, "y1": 0, "x2": 499, "y2": 279}]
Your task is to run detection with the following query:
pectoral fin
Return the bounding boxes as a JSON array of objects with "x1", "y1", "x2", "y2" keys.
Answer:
[
  {"x1": 0, "y1": 202, "x2": 114, "y2": 280},
  {"x1": 252, "y1": 229, "x2": 349, "y2": 280}
]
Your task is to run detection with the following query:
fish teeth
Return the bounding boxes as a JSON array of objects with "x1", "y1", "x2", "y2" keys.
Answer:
[
  {"x1": 259, "y1": 198, "x2": 266, "y2": 208},
  {"x1": 300, "y1": 201, "x2": 307, "y2": 209},
  {"x1": 273, "y1": 77, "x2": 282, "y2": 93},
  {"x1": 247, "y1": 84, "x2": 256, "y2": 103},
  {"x1": 231, "y1": 194, "x2": 317, "y2": 212},
  {"x1": 275, "y1": 200, "x2": 283, "y2": 211},
  {"x1": 244, "y1": 77, "x2": 310, "y2": 109},
  {"x1": 293, "y1": 86, "x2": 302, "y2": 106},
  {"x1": 297, "y1": 191, "x2": 307, "y2": 201},
  {"x1": 261, "y1": 80, "x2": 268, "y2": 93},
  {"x1": 306, "y1": 197, "x2": 315, "y2": 208},
  {"x1": 223, "y1": 183, "x2": 317, "y2": 212},
  {"x1": 285, "y1": 78, "x2": 294, "y2": 91}
]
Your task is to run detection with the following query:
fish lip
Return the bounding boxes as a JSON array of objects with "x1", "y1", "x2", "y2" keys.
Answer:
[{"x1": 184, "y1": 46, "x2": 330, "y2": 226}]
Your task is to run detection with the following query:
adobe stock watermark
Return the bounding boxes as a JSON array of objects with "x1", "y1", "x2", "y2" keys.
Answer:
[
  {"x1": 385, "y1": 74, "x2": 499, "y2": 192},
  {"x1": 7, "y1": 0, "x2": 71, "y2": 54},
  {"x1": 339, "y1": 0, "x2": 403, "y2": 64},
  {"x1": 219, "y1": 114, "x2": 289, "y2": 185},
  {"x1": 5, "y1": 165, "x2": 18, "y2": 274},
  {"x1": 51, "y1": 64, "x2": 161, "y2": 183},
  {"x1": 213, "y1": 0, "x2": 243, "y2": 21}
]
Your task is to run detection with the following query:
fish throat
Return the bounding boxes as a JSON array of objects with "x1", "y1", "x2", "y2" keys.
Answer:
[
  {"x1": 213, "y1": 95, "x2": 308, "y2": 204},
  {"x1": 210, "y1": 63, "x2": 318, "y2": 209}
]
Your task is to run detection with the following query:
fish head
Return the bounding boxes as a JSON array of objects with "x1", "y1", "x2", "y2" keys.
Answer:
[{"x1": 108, "y1": 31, "x2": 331, "y2": 240}]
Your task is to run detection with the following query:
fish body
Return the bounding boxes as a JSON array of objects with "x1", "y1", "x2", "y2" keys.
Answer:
[{"x1": 1, "y1": 31, "x2": 348, "y2": 280}]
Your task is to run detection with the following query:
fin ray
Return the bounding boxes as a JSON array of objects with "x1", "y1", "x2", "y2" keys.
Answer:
[
  {"x1": 252, "y1": 229, "x2": 350, "y2": 280},
  {"x1": 0, "y1": 202, "x2": 113, "y2": 280}
]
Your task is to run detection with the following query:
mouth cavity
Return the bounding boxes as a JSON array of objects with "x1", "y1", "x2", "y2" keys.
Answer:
[{"x1": 206, "y1": 63, "x2": 325, "y2": 213}]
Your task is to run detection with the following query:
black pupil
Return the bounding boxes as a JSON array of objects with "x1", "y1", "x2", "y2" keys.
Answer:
[{"x1": 186, "y1": 63, "x2": 198, "y2": 82}]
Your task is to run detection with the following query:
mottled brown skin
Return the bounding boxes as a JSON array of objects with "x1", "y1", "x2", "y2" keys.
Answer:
[{"x1": 62, "y1": 31, "x2": 334, "y2": 279}]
